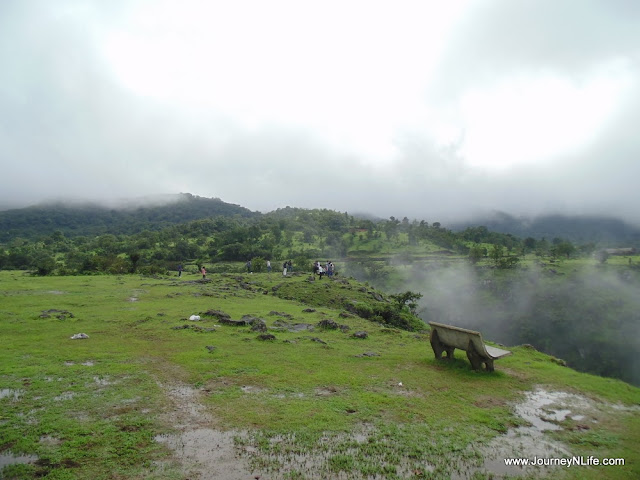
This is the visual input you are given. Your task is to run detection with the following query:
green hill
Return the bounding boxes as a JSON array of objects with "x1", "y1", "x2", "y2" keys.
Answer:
[
  {"x1": 452, "y1": 211, "x2": 640, "y2": 247},
  {"x1": 1, "y1": 270, "x2": 638, "y2": 479},
  {"x1": 0, "y1": 193, "x2": 257, "y2": 242}
]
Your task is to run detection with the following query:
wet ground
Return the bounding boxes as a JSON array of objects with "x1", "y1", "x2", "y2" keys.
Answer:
[
  {"x1": 152, "y1": 383, "x2": 637, "y2": 479},
  {"x1": 472, "y1": 386, "x2": 636, "y2": 478},
  {"x1": 154, "y1": 383, "x2": 256, "y2": 480}
]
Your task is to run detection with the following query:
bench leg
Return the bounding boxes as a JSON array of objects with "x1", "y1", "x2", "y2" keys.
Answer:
[
  {"x1": 466, "y1": 349, "x2": 484, "y2": 370},
  {"x1": 431, "y1": 332, "x2": 456, "y2": 361},
  {"x1": 466, "y1": 349, "x2": 495, "y2": 371},
  {"x1": 430, "y1": 331, "x2": 445, "y2": 359}
]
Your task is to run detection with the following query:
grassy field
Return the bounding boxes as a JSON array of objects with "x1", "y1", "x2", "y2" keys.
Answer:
[{"x1": 1, "y1": 270, "x2": 639, "y2": 479}]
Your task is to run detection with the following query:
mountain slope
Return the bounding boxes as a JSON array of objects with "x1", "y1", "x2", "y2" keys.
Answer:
[
  {"x1": 0, "y1": 193, "x2": 258, "y2": 241},
  {"x1": 451, "y1": 211, "x2": 640, "y2": 246}
]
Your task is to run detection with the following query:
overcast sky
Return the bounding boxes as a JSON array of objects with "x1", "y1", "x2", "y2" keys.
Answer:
[{"x1": 1, "y1": 0, "x2": 639, "y2": 223}]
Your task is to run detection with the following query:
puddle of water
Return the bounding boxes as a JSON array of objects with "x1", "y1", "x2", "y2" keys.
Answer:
[
  {"x1": 240, "y1": 385, "x2": 266, "y2": 394},
  {"x1": 39, "y1": 435, "x2": 63, "y2": 446},
  {"x1": 93, "y1": 376, "x2": 113, "y2": 386},
  {"x1": 237, "y1": 425, "x2": 434, "y2": 479},
  {"x1": 274, "y1": 392, "x2": 305, "y2": 399},
  {"x1": 53, "y1": 392, "x2": 75, "y2": 401},
  {"x1": 64, "y1": 361, "x2": 94, "y2": 366},
  {"x1": 514, "y1": 389, "x2": 590, "y2": 432},
  {"x1": 475, "y1": 387, "x2": 596, "y2": 478},
  {"x1": 0, "y1": 452, "x2": 38, "y2": 469},
  {"x1": 155, "y1": 429, "x2": 252, "y2": 480},
  {"x1": 157, "y1": 382, "x2": 255, "y2": 480},
  {"x1": 0, "y1": 389, "x2": 23, "y2": 400},
  {"x1": 610, "y1": 403, "x2": 640, "y2": 412},
  {"x1": 478, "y1": 431, "x2": 571, "y2": 479}
]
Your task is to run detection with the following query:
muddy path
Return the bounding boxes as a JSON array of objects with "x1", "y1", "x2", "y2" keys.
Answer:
[{"x1": 151, "y1": 360, "x2": 257, "y2": 480}]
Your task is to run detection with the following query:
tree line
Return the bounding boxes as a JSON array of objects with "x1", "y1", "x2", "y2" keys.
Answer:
[{"x1": 0, "y1": 204, "x2": 592, "y2": 276}]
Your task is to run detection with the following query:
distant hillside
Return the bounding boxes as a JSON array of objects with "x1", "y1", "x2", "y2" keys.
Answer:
[
  {"x1": 0, "y1": 193, "x2": 258, "y2": 241},
  {"x1": 451, "y1": 211, "x2": 640, "y2": 247}
]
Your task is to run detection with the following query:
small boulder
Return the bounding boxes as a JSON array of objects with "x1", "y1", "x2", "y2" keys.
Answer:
[
  {"x1": 257, "y1": 334, "x2": 276, "y2": 341},
  {"x1": 317, "y1": 319, "x2": 339, "y2": 330},
  {"x1": 201, "y1": 310, "x2": 232, "y2": 322},
  {"x1": 247, "y1": 317, "x2": 268, "y2": 332},
  {"x1": 352, "y1": 331, "x2": 368, "y2": 339}
]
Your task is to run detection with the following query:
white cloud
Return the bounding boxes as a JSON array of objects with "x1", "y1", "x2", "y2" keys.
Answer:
[
  {"x1": 1, "y1": 0, "x2": 639, "y2": 223},
  {"x1": 456, "y1": 63, "x2": 633, "y2": 169}
]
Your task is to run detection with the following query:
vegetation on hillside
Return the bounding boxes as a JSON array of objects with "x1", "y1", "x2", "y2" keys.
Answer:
[
  {"x1": 452, "y1": 211, "x2": 640, "y2": 247},
  {"x1": 0, "y1": 193, "x2": 257, "y2": 242}
]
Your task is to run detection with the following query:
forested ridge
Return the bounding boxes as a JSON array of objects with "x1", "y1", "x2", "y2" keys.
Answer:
[
  {"x1": 452, "y1": 211, "x2": 640, "y2": 246},
  {"x1": 0, "y1": 193, "x2": 257, "y2": 242}
]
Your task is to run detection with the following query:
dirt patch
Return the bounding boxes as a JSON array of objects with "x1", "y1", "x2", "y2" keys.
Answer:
[
  {"x1": 474, "y1": 395, "x2": 507, "y2": 408},
  {"x1": 272, "y1": 320, "x2": 314, "y2": 332},
  {"x1": 240, "y1": 385, "x2": 267, "y2": 394},
  {"x1": 154, "y1": 383, "x2": 255, "y2": 480},
  {"x1": 315, "y1": 386, "x2": 340, "y2": 396},
  {"x1": 40, "y1": 309, "x2": 74, "y2": 319}
]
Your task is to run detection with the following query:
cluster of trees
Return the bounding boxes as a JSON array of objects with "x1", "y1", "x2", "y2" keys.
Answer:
[
  {"x1": 0, "y1": 201, "x2": 594, "y2": 276},
  {"x1": 0, "y1": 208, "x2": 362, "y2": 275},
  {"x1": 462, "y1": 226, "x2": 591, "y2": 268}
]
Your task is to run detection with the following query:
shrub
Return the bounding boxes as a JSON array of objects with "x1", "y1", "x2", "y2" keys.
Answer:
[{"x1": 251, "y1": 256, "x2": 266, "y2": 273}]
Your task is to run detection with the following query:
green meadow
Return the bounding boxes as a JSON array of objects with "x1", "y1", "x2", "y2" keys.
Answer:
[{"x1": 1, "y1": 270, "x2": 639, "y2": 479}]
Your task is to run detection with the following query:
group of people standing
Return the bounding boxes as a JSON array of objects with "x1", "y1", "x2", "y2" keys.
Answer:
[
  {"x1": 177, "y1": 259, "x2": 336, "y2": 278},
  {"x1": 313, "y1": 261, "x2": 335, "y2": 279},
  {"x1": 282, "y1": 260, "x2": 293, "y2": 276}
]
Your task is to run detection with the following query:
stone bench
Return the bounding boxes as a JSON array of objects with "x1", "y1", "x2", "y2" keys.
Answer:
[{"x1": 428, "y1": 321, "x2": 512, "y2": 371}]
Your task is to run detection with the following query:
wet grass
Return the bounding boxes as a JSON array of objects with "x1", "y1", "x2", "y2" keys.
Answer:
[{"x1": 1, "y1": 270, "x2": 639, "y2": 479}]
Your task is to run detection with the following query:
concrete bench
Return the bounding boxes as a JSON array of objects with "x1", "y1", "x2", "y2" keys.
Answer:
[{"x1": 428, "y1": 321, "x2": 512, "y2": 371}]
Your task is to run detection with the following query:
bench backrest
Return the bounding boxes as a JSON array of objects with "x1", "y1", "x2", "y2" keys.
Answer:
[{"x1": 429, "y1": 321, "x2": 489, "y2": 356}]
